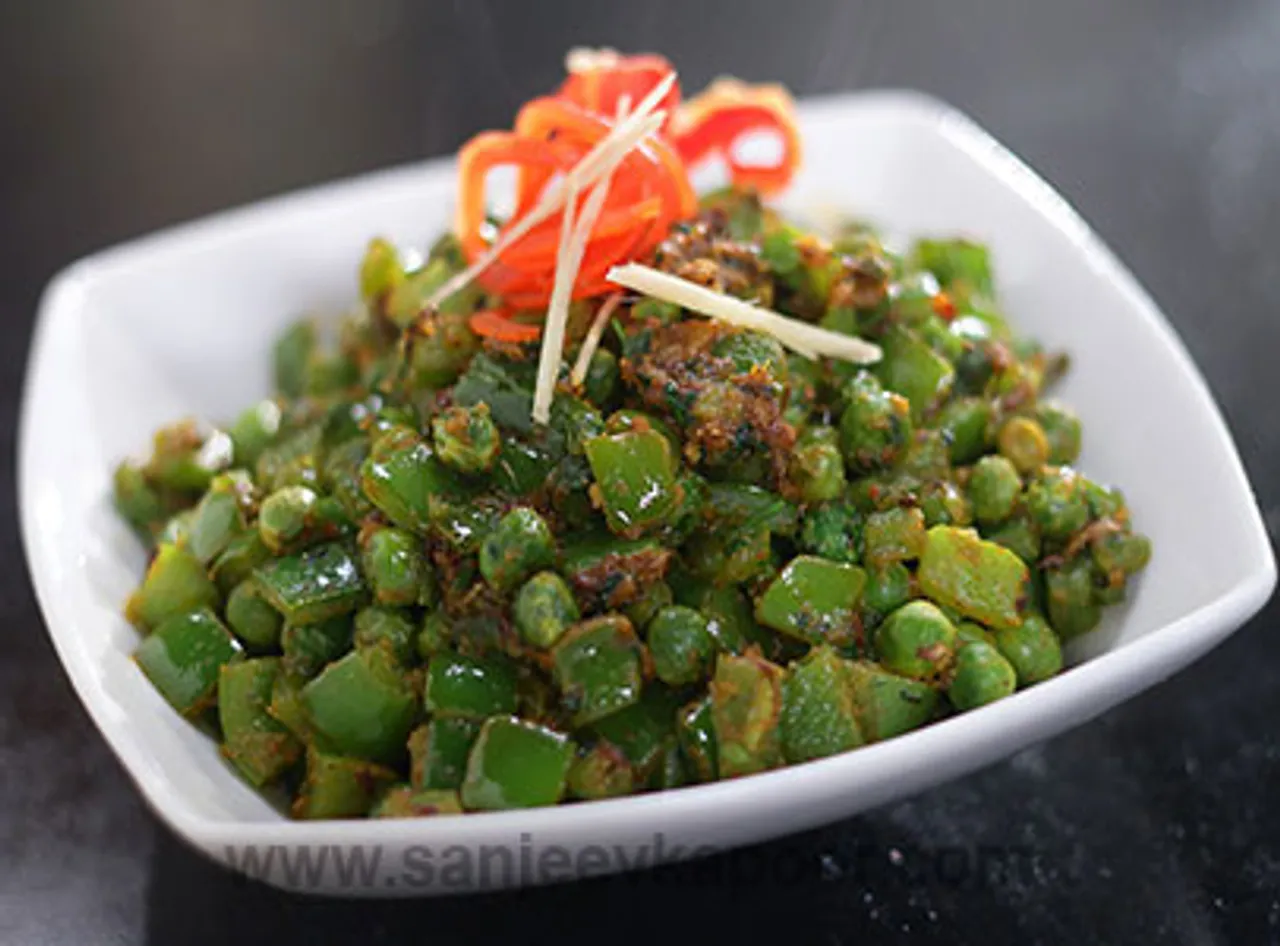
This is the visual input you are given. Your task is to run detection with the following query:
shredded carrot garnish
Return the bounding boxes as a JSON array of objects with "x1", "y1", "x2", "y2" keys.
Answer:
[{"x1": 469, "y1": 309, "x2": 542, "y2": 343}]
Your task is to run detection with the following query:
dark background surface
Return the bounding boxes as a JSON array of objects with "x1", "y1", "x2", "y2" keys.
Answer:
[{"x1": 2, "y1": 1, "x2": 1279, "y2": 943}]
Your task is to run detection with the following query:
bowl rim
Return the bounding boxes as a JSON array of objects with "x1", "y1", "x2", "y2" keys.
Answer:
[{"x1": 18, "y1": 88, "x2": 1276, "y2": 851}]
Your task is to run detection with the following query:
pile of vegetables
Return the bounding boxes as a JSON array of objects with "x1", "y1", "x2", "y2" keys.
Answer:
[{"x1": 112, "y1": 54, "x2": 1149, "y2": 820}]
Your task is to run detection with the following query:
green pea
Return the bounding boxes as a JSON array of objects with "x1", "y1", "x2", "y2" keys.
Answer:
[
  {"x1": 416, "y1": 612, "x2": 453, "y2": 660},
  {"x1": 993, "y1": 613, "x2": 1063, "y2": 686},
  {"x1": 839, "y1": 372, "x2": 913, "y2": 473},
  {"x1": 583, "y1": 348, "x2": 621, "y2": 409},
  {"x1": 876, "y1": 600, "x2": 958, "y2": 682},
  {"x1": 360, "y1": 527, "x2": 434, "y2": 607},
  {"x1": 969, "y1": 455, "x2": 1022, "y2": 525},
  {"x1": 936, "y1": 397, "x2": 994, "y2": 465},
  {"x1": 479, "y1": 507, "x2": 556, "y2": 592},
  {"x1": 647, "y1": 606, "x2": 716, "y2": 685},
  {"x1": 513, "y1": 571, "x2": 581, "y2": 649},
  {"x1": 919, "y1": 481, "x2": 973, "y2": 529},
  {"x1": 622, "y1": 580, "x2": 674, "y2": 633},
  {"x1": 798, "y1": 502, "x2": 864, "y2": 564},
  {"x1": 1035, "y1": 401, "x2": 1083, "y2": 465},
  {"x1": 225, "y1": 579, "x2": 283, "y2": 650},
  {"x1": 789, "y1": 426, "x2": 847, "y2": 502},
  {"x1": 997, "y1": 416, "x2": 1050, "y2": 475},
  {"x1": 947, "y1": 640, "x2": 1017, "y2": 710},
  {"x1": 431, "y1": 403, "x2": 500, "y2": 475},
  {"x1": 862, "y1": 562, "x2": 913, "y2": 620},
  {"x1": 1045, "y1": 556, "x2": 1102, "y2": 639},
  {"x1": 353, "y1": 606, "x2": 418, "y2": 665},
  {"x1": 1092, "y1": 529, "x2": 1152, "y2": 578},
  {"x1": 1081, "y1": 477, "x2": 1128, "y2": 521},
  {"x1": 1026, "y1": 467, "x2": 1091, "y2": 541},
  {"x1": 359, "y1": 236, "x2": 405, "y2": 303}
]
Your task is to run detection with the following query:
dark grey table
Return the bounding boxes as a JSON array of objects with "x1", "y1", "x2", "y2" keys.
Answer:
[{"x1": 3, "y1": 2, "x2": 1278, "y2": 943}]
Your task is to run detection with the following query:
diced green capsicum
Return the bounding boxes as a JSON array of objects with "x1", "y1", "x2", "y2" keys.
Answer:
[
  {"x1": 292, "y1": 748, "x2": 398, "y2": 819},
  {"x1": 780, "y1": 646, "x2": 865, "y2": 764},
  {"x1": 125, "y1": 544, "x2": 221, "y2": 632},
  {"x1": 409, "y1": 717, "x2": 481, "y2": 791},
  {"x1": 710, "y1": 650, "x2": 785, "y2": 778},
  {"x1": 460, "y1": 716, "x2": 575, "y2": 810},
  {"x1": 302, "y1": 647, "x2": 418, "y2": 764},
  {"x1": 584, "y1": 429, "x2": 680, "y2": 537},
  {"x1": 218, "y1": 658, "x2": 302, "y2": 786},
  {"x1": 551, "y1": 616, "x2": 645, "y2": 727},
  {"x1": 134, "y1": 608, "x2": 243, "y2": 716},
  {"x1": 917, "y1": 526, "x2": 1029, "y2": 630},
  {"x1": 424, "y1": 651, "x2": 519, "y2": 719},
  {"x1": 253, "y1": 541, "x2": 368, "y2": 625},
  {"x1": 755, "y1": 555, "x2": 867, "y2": 649}
]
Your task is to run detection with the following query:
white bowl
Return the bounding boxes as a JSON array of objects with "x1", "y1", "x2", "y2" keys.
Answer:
[{"x1": 18, "y1": 90, "x2": 1275, "y2": 897}]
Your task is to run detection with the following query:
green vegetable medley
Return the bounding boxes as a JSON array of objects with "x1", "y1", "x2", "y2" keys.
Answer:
[{"x1": 114, "y1": 190, "x2": 1150, "y2": 819}]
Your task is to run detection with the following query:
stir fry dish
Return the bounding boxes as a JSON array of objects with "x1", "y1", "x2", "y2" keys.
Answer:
[{"x1": 112, "y1": 50, "x2": 1150, "y2": 819}]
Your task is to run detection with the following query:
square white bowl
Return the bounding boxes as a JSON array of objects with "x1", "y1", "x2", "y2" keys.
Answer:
[{"x1": 19, "y1": 90, "x2": 1275, "y2": 897}]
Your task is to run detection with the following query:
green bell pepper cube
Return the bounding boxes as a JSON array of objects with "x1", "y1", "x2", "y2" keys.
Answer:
[
  {"x1": 947, "y1": 640, "x2": 1017, "y2": 711},
  {"x1": 756, "y1": 555, "x2": 867, "y2": 649},
  {"x1": 460, "y1": 716, "x2": 576, "y2": 810},
  {"x1": 490, "y1": 437, "x2": 559, "y2": 496},
  {"x1": 568, "y1": 743, "x2": 637, "y2": 800},
  {"x1": 281, "y1": 615, "x2": 354, "y2": 680},
  {"x1": 478, "y1": 507, "x2": 556, "y2": 592},
  {"x1": 134, "y1": 608, "x2": 243, "y2": 717},
  {"x1": 360, "y1": 428, "x2": 466, "y2": 533},
  {"x1": 292, "y1": 748, "x2": 398, "y2": 820},
  {"x1": 863, "y1": 506, "x2": 927, "y2": 567},
  {"x1": 909, "y1": 237, "x2": 994, "y2": 299},
  {"x1": 371, "y1": 786, "x2": 463, "y2": 818},
  {"x1": 267, "y1": 669, "x2": 313, "y2": 740},
  {"x1": 359, "y1": 526, "x2": 435, "y2": 608},
  {"x1": 862, "y1": 562, "x2": 913, "y2": 622},
  {"x1": 551, "y1": 616, "x2": 645, "y2": 727},
  {"x1": 588, "y1": 686, "x2": 681, "y2": 782},
  {"x1": 125, "y1": 544, "x2": 221, "y2": 632},
  {"x1": 917, "y1": 526, "x2": 1029, "y2": 630},
  {"x1": 677, "y1": 696, "x2": 719, "y2": 782},
  {"x1": 353, "y1": 606, "x2": 418, "y2": 666},
  {"x1": 145, "y1": 421, "x2": 232, "y2": 494},
  {"x1": 321, "y1": 436, "x2": 374, "y2": 521},
  {"x1": 225, "y1": 579, "x2": 283, "y2": 650},
  {"x1": 210, "y1": 531, "x2": 272, "y2": 596},
  {"x1": 844, "y1": 660, "x2": 939, "y2": 742},
  {"x1": 302, "y1": 647, "x2": 418, "y2": 764},
  {"x1": 257, "y1": 485, "x2": 318, "y2": 554},
  {"x1": 560, "y1": 534, "x2": 674, "y2": 612},
  {"x1": 409, "y1": 717, "x2": 481, "y2": 791},
  {"x1": 359, "y1": 237, "x2": 405, "y2": 304},
  {"x1": 424, "y1": 651, "x2": 519, "y2": 719},
  {"x1": 417, "y1": 611, "x2": 453, "y2": 659},
  {"x1": 254, "y1": 541, "x2": 368, "y2": 626},
  {"x1": 780, "y1": 646, "x2": 865, "y2": 764},
  {"x1": 254, "y1": 424, "x2": 322, "y2": 494},
  {"x1": 983, "y1": 509, "x2": 1043, "y2": 566},
  {"x1": 647, "y1": 605, "x2": 716, "y2": 686},
  {"x1": 992, "y1": 612, "x2": 1063, "y2": 686},
  {"x1": 584, "y1": 429, "x2": 680, "y2": 537},
  {"x1": 218, "y1": 658, "x2": 302, "y2": 786},
  {"x1": 705, "y1": 482, "x2": 799, "y2": 536},
  {"x1": 873, "y1": 325, "x2": 956, "y2": 421},
  {"x1": 513, "y1": 571, "x2": 581, "y2": 649},
  {"x1": 681, "y1": 522, "x2": 773, "y2": 586},
  {"x1": 710, "y1": 651, "x2": 785, "y2": 778},
  {"x1": 183, "y1": 471, "x2": 253, "y2": 565}
]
